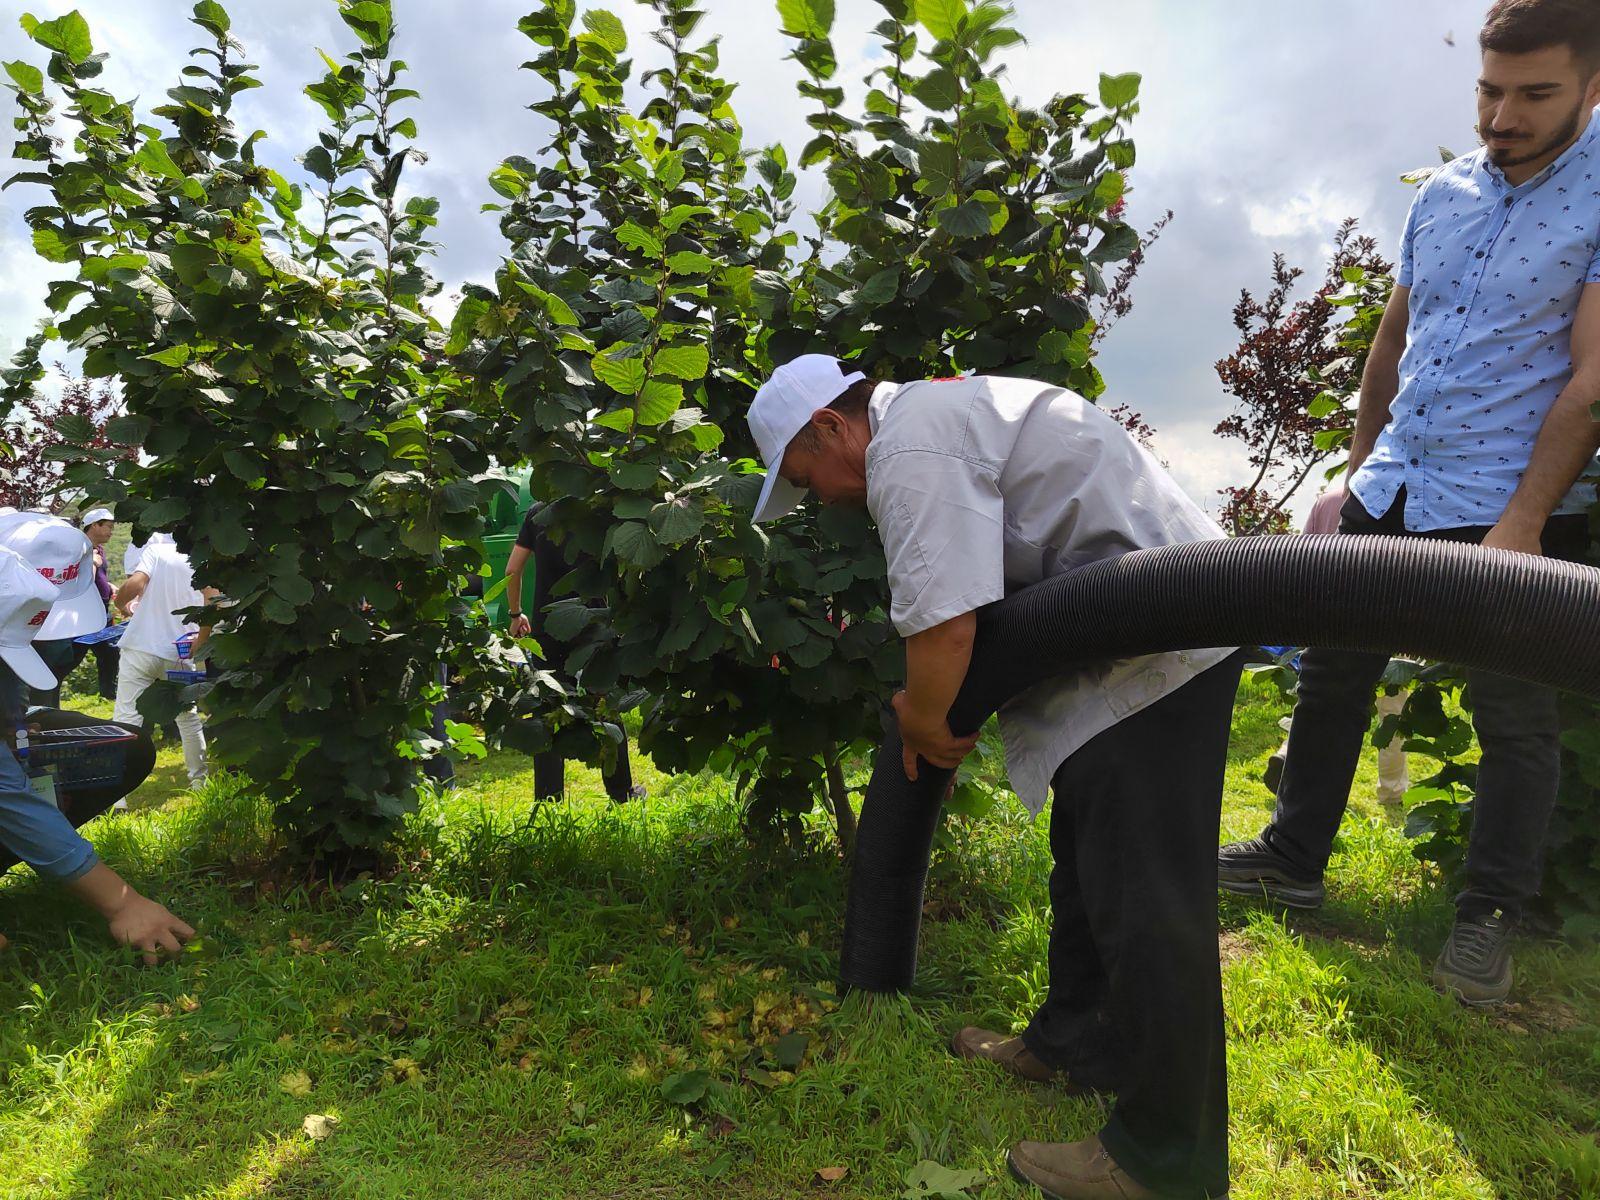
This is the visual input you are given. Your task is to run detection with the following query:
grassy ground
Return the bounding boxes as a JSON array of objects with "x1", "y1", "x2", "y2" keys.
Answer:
[{"x1": 2, "y1": 681, "x2": 1598, "y2": 1199}]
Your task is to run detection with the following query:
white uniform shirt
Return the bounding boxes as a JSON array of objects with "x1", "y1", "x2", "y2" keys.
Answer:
[
  {"x1": 120, "y1": 541, "x2": 201, "y2": 659},
  {"x1": 865, "y1": 376, "x2": 1235, "y2": 813}
]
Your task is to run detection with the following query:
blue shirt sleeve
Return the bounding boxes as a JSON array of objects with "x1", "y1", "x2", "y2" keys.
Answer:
[
  {"x1": 1396, "y1": 185, "x2": 1425, "y2": 290},
  {"x1": 1587, "y1": 241, "x2": 1600, "y2": 285},
  {"x1": 0, "y1": 745, "x2": 100, "y2": 882}
]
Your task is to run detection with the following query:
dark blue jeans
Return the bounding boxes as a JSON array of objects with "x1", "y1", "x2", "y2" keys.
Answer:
[{"x1": 1266, "y1": 488, "x2": 1590, "y2": 922}]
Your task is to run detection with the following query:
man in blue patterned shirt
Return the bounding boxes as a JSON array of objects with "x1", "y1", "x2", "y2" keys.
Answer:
[{"x1": 1221, "y1": 0, "x2": 1600, "y2": 1008}]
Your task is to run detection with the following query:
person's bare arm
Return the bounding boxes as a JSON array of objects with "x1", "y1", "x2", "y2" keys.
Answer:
[
  {"x1": 66, "y1": 863, "x2": 195, "y2": 965},
  {"x1": 504, "y1": 544, "x2": 533, "y2": 638},
  {"x1": 191, "y1": 586, "x2": 223, "y2": 655},
  {"x1": 113, "y1": 570, "x2": 149, "y2": 618},
  {"x1": 1483, "y1": 283, "x2": 1600, "y2": 555},
  {"x1": 893, "y1": 611, "x2": 980, "y2": 781},
  {"x1": 1345, "y1": 283, "x2": 1411, "y2": 482}
]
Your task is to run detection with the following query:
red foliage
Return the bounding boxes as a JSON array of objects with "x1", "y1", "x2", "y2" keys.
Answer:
[
  {"x1": 1213, "y1": 219, "x2": 1391, "y2": 535},
  {"x1": 0, "y1": 369, "x2": 127, "y2": 512}
]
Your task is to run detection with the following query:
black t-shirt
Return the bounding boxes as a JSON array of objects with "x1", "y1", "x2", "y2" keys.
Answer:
[{"x1": 515, "y1": 503, "x2": 544, "y2": 553}]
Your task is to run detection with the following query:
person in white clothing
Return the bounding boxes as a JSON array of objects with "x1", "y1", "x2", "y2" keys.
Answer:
[
  {"x1": 112, "y1": 536, "x2": 215, "y2": 788},
  {"x1": 747, "y1": 356, "x2": 1241, "y2": 1200}
]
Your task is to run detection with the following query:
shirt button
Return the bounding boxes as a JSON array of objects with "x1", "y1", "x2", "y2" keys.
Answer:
[
  {"x1": 1433, "y1": 358, "x2": 1442, "y2": 365},
  {"x1": 1410, "y1": 458, "x2": 1420, "y2": 466},
  {"x1": 1475, "y1": 250, "x2": 1485, "y2": 258},
  {"x1": 1504, "y1": 197, "x2": 1514, "y2": 207},
  {"x1": 1456, "y1": 306, "x2": 1466, "y2": 313},
  {"x1": 1415, "y1": 408, "x2": 1425, "y2": 415}
]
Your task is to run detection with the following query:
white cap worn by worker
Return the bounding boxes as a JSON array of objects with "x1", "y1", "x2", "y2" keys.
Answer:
[
  {"x1": 0, "y1": 512, "x2": 104, "y2": 639},
  {"x1": 747, "y1": 354, "x2": 866, "y2": 523},
  {"x1": 0, "y1": 545, "x2": 60, "y2": 689},
  {"x1": 79, "y1": 507, "x2": 114, "y2": 528}
]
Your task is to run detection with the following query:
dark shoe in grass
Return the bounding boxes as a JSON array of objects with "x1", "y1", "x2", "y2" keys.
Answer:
[
  {"x1": 1432, "y1": 912, "x2": 1513, "y2": 1007},
  {"x1": 1008, "y1": 1136, "x2": 1208, "y2": 1200},
  {"x1": 1217, "y1": 834, "x2": 1325, "y2": 909},
  {"x1": 950, "y1": 1027, "x2": 1088, "y2": 1091}
]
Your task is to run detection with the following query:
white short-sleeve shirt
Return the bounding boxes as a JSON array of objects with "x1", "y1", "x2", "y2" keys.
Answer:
[
  {"x1": 119, "y1": 541, "x2": 201, "y2": 659},
  {"x1": 865, "y1": 376, "x2": 1235, "y2": 813}
]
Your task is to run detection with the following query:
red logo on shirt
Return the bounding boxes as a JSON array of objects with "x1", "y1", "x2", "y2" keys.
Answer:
[
  {"x1": 27, "y1": 608, "x2": 47, "y2": 627},
  {"x1": 930, "y1": 376, "x2": 966, "y2": 382}
]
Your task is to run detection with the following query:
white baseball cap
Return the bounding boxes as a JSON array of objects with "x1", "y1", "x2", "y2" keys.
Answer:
[
  {"x1": 79, "y1": 507, "x2": 114, "y2": 528},
  {"x1": 747, "y1": 354, "x2": 866, "y2": 523},
  {"x1": 0, "y1": 545, "x2": 59, "y2": 689},
  {"x1": 38, "y1": 575, "x2": 108, "y2": 640},
  {"x1": 0, "y1": 512, "x2": 96, "y2": 603}
]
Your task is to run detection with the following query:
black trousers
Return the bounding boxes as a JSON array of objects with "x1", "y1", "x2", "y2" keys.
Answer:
[
  {"x1": 0, "y1": 707, "x2": 157, "y2": 875},
  {"x1": 525, "y1": 520, "x2": 635, "y2": 803},
  {"x1": 1022, "y1": 653, "x2": 1242, "y2": 1200},
  {"x1": 1266, "y1": 488, "x2": 1590, "y2": 922},
  {"x1": 29, "y1": 638, "x2": 86, "y2": 708}
]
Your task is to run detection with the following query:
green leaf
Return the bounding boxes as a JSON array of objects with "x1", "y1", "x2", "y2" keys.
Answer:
[
  {"x1": 934, "y1": 200, "x2": 993, "y2": 238},
  {"x1": 615, "y1": 221, "x2": 663, "y2": 259},
  {"x1": 29, "y1": 11, "x2": 93, "y2": 63},
  {"x1": 594, "y1": 408, "x2": 634, "y2": 431},
  {"x1": 648, "y1": 497, "x2": 704, "y2": 544},
  {"x1": 901, "y1": 1159, "x2": 987, "y2": 1199},
  {"x1": 635, "y1": 380, "x2": 684, "y2": 426},
  {"x1": 581, "y1": 8, "x2": 627, "y2": 52},
  {"x1": 911, "y1": 67, "x2": 959, "y2": 111},
  {"x1": 775, "y1": 0, "x2": 835, "y2": 39},
  {"x1": 773, "y1": 1031, "x2": 808, "y2": 1070},
  {"x1": 488, "y1": 163, "x2": 528, "y2": 199},
  {"x1": 143, "y1": 345, "x2": 191, "y2": 367},
  {"x1": 917, "y1": 140, "x2": 958, "y2": 192},
  {"x1": 660, "y1": 1070, "x2": 711, "y2": 1105},
  {"x1": 915, "y1": 0, "x2": 967, "y2": 41},
  {"x1": 32, "y1": 227, "x2": 73, "y2": 263},
  {"x1": 445, "y1": 295, "x2": 488, "y2": 356},
  {"x1": 854, "y1": 266, "x2": 901, "y2": 306},
  {"x1": 192, "y1": 1, "x2": 230, "y2": 35},
  {"x1": 592, "y1": 352, "x2": 646, "y2": 396},
  {"x1": 652, "y1": 344, "x2": 709, "y2": 381},
  {"x1": 3, "y1": 60, "x2": 43, "y2": 94},
  {"x1": 666, "y1": 250, "x2": 717, "y2": 275},
  {"x1": 1086, "y1": 222, "x2": 1138, "y2": 265},
  {"x1": 339, "y1": 0, "x2": 393, "y2": 49},
  {"x1": 661, "y1": 204, "x2": 713, "y2": 232},
  {"x1": 133, "y1": 136, "x2": 183, "y2": 180},
  {"x1": 606, "y1": 521, "x2": 665, "y2": 569},
  {"x1": 1098, "y1": 71, "x2": 1141, "y2": 109}
]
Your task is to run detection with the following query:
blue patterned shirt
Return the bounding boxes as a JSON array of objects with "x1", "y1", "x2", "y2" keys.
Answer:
[{"x1": 1351, "y1": 107, "x2": 1600, "y2": 531}]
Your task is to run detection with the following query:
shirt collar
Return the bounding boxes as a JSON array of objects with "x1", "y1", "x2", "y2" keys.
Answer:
[
  {"x1": 866, "y1": 380, "x2": 902, "y2": 436},
  {"x1": 1480, "y1": 103, "x2": 1600, "y2": 192}
]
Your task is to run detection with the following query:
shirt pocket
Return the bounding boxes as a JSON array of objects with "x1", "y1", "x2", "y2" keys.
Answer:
[{"x1": 1102, "y1": 659, "x2": 1170, "y2": 718}]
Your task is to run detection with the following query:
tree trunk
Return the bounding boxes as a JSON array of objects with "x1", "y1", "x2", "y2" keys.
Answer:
[{"x1": 823, "y1": 744, "x2": 856, "y2": 857}]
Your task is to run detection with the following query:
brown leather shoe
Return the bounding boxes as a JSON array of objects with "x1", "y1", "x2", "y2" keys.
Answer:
[
  {"x1": 950, "y1": 1027, "x2": 1082, "y2": 1089},
  {"x1": 1009, "y1": 1136, "x2": 1211, "y2": 1200}
]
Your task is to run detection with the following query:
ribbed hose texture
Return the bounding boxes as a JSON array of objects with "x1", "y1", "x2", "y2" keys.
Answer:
[{"x1": 840, "y1": 535, "x2": 1600, "y2": 993}]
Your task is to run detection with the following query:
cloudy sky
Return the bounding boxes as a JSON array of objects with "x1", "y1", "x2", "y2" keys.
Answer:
[{"x1": 1, "y1": 0, "x2": 1495, "y2": 520}]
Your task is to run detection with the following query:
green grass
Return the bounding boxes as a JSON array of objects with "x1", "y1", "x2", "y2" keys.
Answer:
[{"x1": 2, "y1": 680, "x2": 1598, "y2": 1199}]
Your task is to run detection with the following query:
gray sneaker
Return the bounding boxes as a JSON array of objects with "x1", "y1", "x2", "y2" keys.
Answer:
[
  {"x1": 1432, "y1": 912, "x2": 1513, "y2": 1007},
  {"x1": 1217, "y1": 834, "x2": 1325, "y2": 909}
]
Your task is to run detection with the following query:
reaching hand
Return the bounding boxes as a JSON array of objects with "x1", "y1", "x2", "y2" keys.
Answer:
[
  {"x1": 510, "y1": 614, "x2": 533, "y2": 639},
  {"x1": 892, "y1": 690, "x2": 979, "y2": 782},
  {"x1": 106, "y1": 895, "x2": 196, "y2": 966},
  {"x1": 1481, "y1": 518, "x2": 1544, "y2": 557}
]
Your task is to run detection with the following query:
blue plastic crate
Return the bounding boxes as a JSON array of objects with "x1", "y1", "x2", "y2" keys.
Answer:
[{"x1": 27, "y1": 726, "x2": 137, "y2": 790}]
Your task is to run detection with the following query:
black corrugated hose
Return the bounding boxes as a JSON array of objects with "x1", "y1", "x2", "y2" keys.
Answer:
[{"x1": 839, "y1": 534, "x2": 1600, "y2": 993}]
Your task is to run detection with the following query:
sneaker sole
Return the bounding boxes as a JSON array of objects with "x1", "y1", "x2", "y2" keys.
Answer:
[
  {"x1": 1432, "y1": 970, "x2": 1511, "y2": 1008},
  {"x1": 1217, "y1": 876, "x2": 1325, "y2": 909}
]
